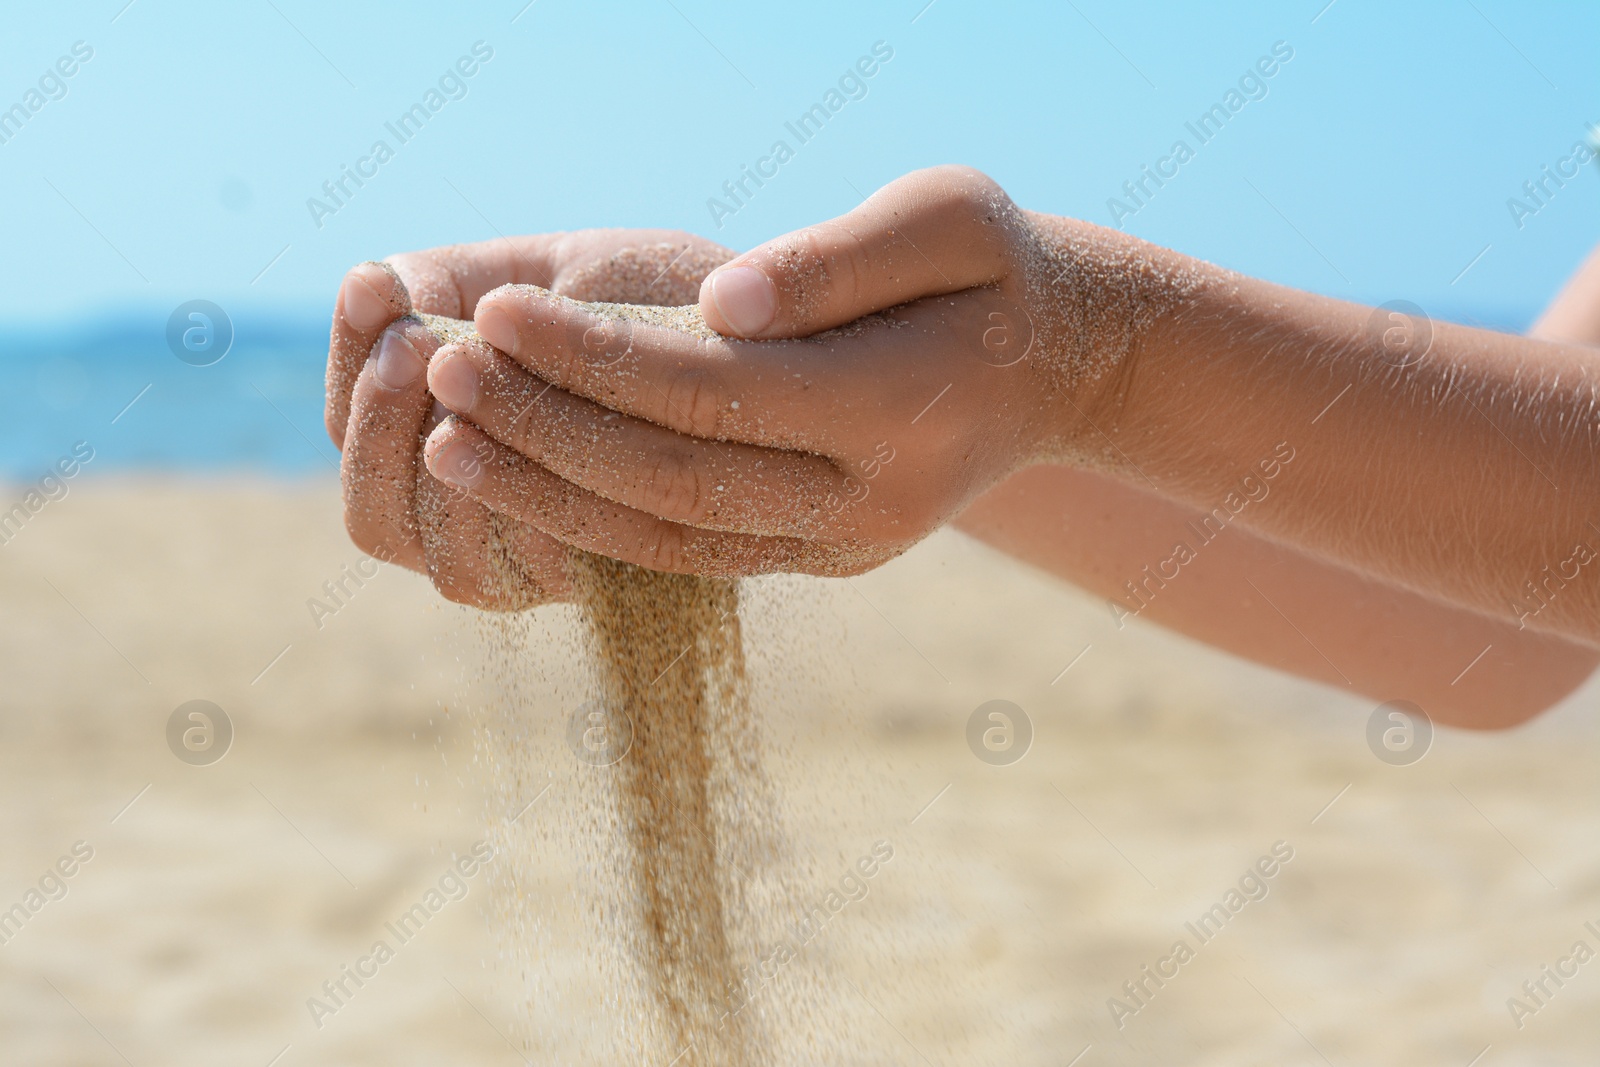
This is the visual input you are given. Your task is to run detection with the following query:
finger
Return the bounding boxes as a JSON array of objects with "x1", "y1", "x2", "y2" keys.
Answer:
[
  {"x1": 473, "y1": 282, "x2": 1028, "y2": 452},
  {"x1": 414, "y1": 402, "x2": 489, "y2": 604},
  {"x1": 385, "y1": 237, "x2": 560, "y2": 319},
  {"x1": 413, "y1": 403, "x2": 571, "y2": 609},
  {"x1": 485, "y1": 509, "x2": 575, "y2": 604},
  {"x1": 422, "y1": 418, "x2": 882, "y2": 578},
  {"x1": 340, "y1": 318, "x2": 439, "y2": 571},
  {"x1": 329, "y1": 234, "x2": 735, "y2": 449},
  {"x1": 427, "y1": 340, "x2": 850, "y2": 538},
  {"x1": 554, "y1": 239, "x2": 734, "y2": 306},
  {"x1": 326, "y1": 261, "x2": 411, "y2": 448},
  {"x1": 385, "y1": 230, "x2": 735, "y2": 317},
  {"x1": 696, "y1": 165, "x2": 1021, "y2": 339}
]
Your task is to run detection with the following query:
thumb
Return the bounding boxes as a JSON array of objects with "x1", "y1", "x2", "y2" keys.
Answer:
[{"x1": 698, "y1": 165, "x2": 1020, "y2": 339}]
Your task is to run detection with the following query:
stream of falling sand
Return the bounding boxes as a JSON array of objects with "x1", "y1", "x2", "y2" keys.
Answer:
[
  {"x1": 568, "y1": 553, "x2": 753, "y2": 1067},
  {"x1": 412, "y1": 254, "x2": 786, "y2": 1065}
]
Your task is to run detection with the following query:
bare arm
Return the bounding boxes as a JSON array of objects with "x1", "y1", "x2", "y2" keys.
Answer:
[
  {"x1": 1091, "y1": 225, "x2": 1600, "y2": 646},
  {"x1": 955, "y1": 233, "x2": 1600, "y2": 728},
  {"x1": 954, "y1": 466, "x2": 1597, "y2": 728},
  {"x1": 1531, "y1": 239, "x2": 1600, "y2": 344}
]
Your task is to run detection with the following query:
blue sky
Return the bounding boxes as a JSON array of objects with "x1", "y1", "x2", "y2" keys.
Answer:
[{"x1": 0, "y1": 0, "x2": 1595, "y2": 327}]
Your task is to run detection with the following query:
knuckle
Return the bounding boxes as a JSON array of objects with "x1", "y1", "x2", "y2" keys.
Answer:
[
  {"x1": 930, "y1": 164, "x2": 1004, "y2": 207},
  {"x1": 506, "y1": 416, "x2": 537, "y2": 461},
  {"x1": 928, "y1": 166, "x2": 1015, "y2": 244},
  {"x1": 504, "y1": 388, "x2": 546, "y2": 459},
  {"x1": 384, "y1": 252, "x2": 454, "y2": 317},
  {"x1": 662, "y1": 366, "x2": 725, "y2": 438},
  {"x1": 358, "y1": 262, "x2": 411, "y2": 315},
  {"x1": 642, "y1": 524, "x2": 687, "y2": 573},
  {"x1": 639, "y1": 448, "x2": 706, "y2": 523},
  {"x1": 552, "y1": 341, "x2": 582, "y2": 391},
  {"x1": 779, "y1": 225, "x2": 852, "y2": 323},
  {"x1": 813, "y1": 220, "x2": 871, "y2": 310}
]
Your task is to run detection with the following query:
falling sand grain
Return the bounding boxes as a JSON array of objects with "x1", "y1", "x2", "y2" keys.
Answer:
[
  {"x1": 568, "y1": 552, "x2": 756, "y2": 1067},
  {"x1": 415, "y1": 248, "x2": 798, "y2": 1065}
]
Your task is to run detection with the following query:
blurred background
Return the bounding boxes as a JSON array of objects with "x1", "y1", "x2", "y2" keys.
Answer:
[{"x1": 2, "y1": 1, "x2": 1598, "y2": 1064}]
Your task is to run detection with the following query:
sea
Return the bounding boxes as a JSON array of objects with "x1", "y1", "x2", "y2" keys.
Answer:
[{"x1": 1, "y1": 307, "x2": 337, "y2": 480}]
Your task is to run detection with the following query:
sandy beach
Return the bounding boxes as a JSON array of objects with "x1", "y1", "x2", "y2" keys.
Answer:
[{"x1": 3, "y1": 477, "x2": 1598, "y2": 1065}]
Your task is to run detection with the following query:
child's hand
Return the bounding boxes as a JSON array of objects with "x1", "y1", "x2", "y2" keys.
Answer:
[
  {"x1": 422, "y1": 167, "x2": 1138, "y2": 576},
  {"x1": 324, "y1": 231, "x2": 735, "y2": 606}
]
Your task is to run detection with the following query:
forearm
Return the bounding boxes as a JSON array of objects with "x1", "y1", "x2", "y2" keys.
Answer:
[
  {"x1": 1041, "y1": 219, "x2": 1600, "y2": 643},
  {"x1": 1531, "y1": 240, "x2": 1600, "y2": 345},
  {"x1": 954, "y1": 465, "x2": 1598, "y2": 727}
]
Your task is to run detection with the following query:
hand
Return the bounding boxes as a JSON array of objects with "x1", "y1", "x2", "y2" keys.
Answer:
[
  {"x1": 323, "y1": 231, "x2": 736, "y2": 606},
  {"x1": 420, "y1": 166, "x2": 1146, "y2": 576}
]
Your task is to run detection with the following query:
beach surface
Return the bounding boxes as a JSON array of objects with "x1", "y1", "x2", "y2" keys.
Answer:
[{"x1": 3, "y1": 478, "x2": 1598, "y2": 1065}]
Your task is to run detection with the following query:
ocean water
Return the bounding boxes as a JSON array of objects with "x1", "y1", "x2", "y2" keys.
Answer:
[
  {"x1": 0, "y1": 302, "x2": 1538, "y2": 480},
  {"x1": 0, "y1": 308, "x2": 336, "y2": 480}
]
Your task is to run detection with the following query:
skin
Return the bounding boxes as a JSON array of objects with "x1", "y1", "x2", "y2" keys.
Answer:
[
  {"x1": 325, "y1": 229, "x2": 739, "y2": 602},
  {"x1": 1531, "y1": 239, "x2": 1600, "y2": 344},
  {"x1": 324, "y1": 166, "x2": 1600, "y2": 727}
]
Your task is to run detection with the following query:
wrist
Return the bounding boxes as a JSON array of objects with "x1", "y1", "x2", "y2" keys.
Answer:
[{"x1": 1013, "y1": 212, "x2": 1205, "y2": 465}]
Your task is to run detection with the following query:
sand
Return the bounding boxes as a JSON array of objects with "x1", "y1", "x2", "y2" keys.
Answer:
[
  {"x1": 565, "y1": 553, "x2": 758, "y2": 1067},
  {"x1": 412, "y1": 258, "x2": 834, "y2": 1065},
  {"x1": 6, "y1": 478, "x2": 1600, "y2": 1065}
]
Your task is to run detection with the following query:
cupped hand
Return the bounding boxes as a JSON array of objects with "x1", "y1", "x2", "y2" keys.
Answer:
[
  {"x1": 420, "y1": 166, "x2": 1132, "y2": 577},
  {"x1": 324, "y1": 231, "x2": 735, "y2": 607}
]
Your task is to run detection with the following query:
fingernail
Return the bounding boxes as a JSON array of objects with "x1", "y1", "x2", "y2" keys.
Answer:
[
  {"x1": 342, "y1": 272, "x2": 390, "y2": 330},
  {"x1": 708, "y1": 266, "x2": 777, "y2": 337},
  {"x1": 435, "y1": 440, "x2": 484, "y2": 488},
  {"x1": 475, "y1": 303, "x2": 516, "y2": 354},
  {"x1": 373, "y1": 330, "x2": 422, "y2": 389},
  {"x1": 429, "y1": 346, "x2": 479, "y2": 411}
]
